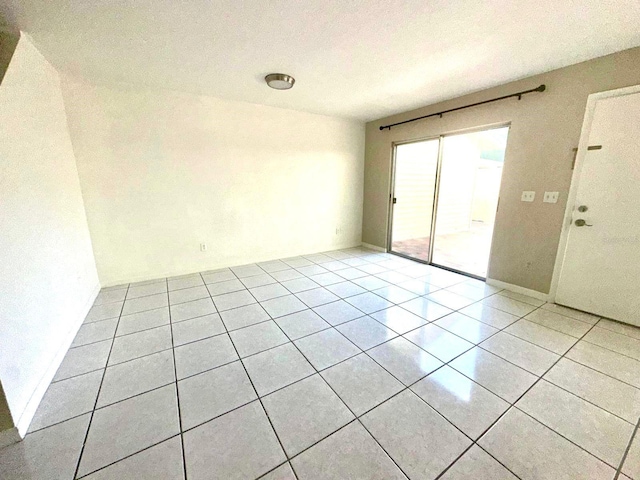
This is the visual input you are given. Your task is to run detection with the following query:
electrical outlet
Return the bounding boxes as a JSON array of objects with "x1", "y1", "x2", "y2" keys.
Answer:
[
  {"x1": 335, "y1": 227, "x2": 343, "y2": 235},
  {"x1": 200, "y1": 243, "x2": 207, "y2": 252},
  {"x1": 543, "y1": 191, "x2": 559, "y2": 203},
  {"x1": 521, "y1": 191, "x2": 536, "y2": 202}
]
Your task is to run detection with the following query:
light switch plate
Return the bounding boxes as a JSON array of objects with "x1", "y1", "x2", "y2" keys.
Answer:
[
  {"x1": 543, "y1": 191, "x2": 559, "y2": 203},
  {"x1": 521, "y1": 191, "x2": 536, "y2": 202}
]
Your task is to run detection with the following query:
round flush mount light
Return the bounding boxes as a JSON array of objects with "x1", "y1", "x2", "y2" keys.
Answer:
[{"x1": 265, "y1": 73, "x2": 295, "y2": 90}]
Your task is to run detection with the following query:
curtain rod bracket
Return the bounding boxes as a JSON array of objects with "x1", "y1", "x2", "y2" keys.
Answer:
[{"x1": 379, "y1": 84, "x2": 546, "y2": 131}]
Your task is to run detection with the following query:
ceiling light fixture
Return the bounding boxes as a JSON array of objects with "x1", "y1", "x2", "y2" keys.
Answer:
[{"x1": 265, "y1": 73, "x2": 295, "y2": 90}]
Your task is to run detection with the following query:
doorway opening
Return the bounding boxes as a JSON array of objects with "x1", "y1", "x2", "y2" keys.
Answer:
[{"x1": 389, "y1": 125, "x2": 509, "y2": 278}]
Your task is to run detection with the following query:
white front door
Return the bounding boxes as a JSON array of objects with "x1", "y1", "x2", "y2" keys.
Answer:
[{"x1": 555, "y1": 89, "x2": 640, "y2": 326}]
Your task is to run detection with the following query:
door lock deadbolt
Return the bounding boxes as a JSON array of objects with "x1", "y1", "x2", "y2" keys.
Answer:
[{"x1": 577, "y1": 205, "x2": 588, "y2": 212}]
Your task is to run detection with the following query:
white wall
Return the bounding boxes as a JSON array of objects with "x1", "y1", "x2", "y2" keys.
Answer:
[
  {"x1": 61, "y1": 78, "x2": 366, "y2": 286},
  {"x1": 0, "y1": 34, "x2": 99, "y2": 434}
]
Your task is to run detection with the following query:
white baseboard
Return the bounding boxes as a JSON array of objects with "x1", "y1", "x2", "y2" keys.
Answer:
[
  {"x1": 361, "y1": 242, "x2": 386, "y2": 253},
  {"x1": 15, "y1": 282, "x2": 101, "y2": 436},
  {"x1": 0, "y1": 426, "x2": 21, "y2": 448},
  {"x1": 102, "y1": 242, "x2": 364, "y2": 288},
  {"x1": 486, "y1": 278, "x2": 548, "y2": 301}
]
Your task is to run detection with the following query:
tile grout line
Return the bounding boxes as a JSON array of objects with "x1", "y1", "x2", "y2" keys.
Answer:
[
  {"x1": 99, "y1": 250, "x2": 600, "y2": 330},
  {"x1": 432, "y1": 301, "x2": 579, "y2": 479},
  {"x1": 71, "y1": 275, "x2": 536, "y2": 450},
  {"x1": 337, "y1": 298, "x2": 602, "y2": 480},
  {"x1": 275, "y1": 296, "x2": 525, "y2": 480},
  {"x1": 556, "y1": 355, "x2": 640, "y2": 391},
  {"x1": 38, "y1": 276, "x2": 638, "y2": 447},
  {"x1": 236, "y1": 258, "x2": 511, "y2": 470},
  {"x1": 576, "y1": 337, "x2": 640, "y2": 363},
  {"x1": 334, "y1": 296, "x2": 540, "y2": 479},
  {"x1": 550, "y1": 376, "x2": 637, "y2": 424},
  {"x1": 42, "y1": 249, "x2": 639, "y2": 480},
  {"x1": 512, "y1": 405, "x2": 628, "y2": 472},
  {"x1": 27, "y1": 251, "x2": 378, "y2": 462},
  {"x1": 73, "y1": 433, "x2": 183, "y2": 479},
  {"x1": 229, "y1": 266, "x2": 304, "y2": 480},
  {"x1": 54, "y1": 300, "x2": 452, "y2": 419},
  {"x1": 92, "y1": 273, "x2": 637, "y2": 412},
  {"x1": 614, "y1": 414, "x2": 640, "y2": 480},
  {"x1": 326, "y1": 282, "x2": 527, "y2": 396},
  {"x1": 86, "y1": 258, "x2": 476, "y2": 331},
  {"x1": 72, "y1": 283, "x2": 131, "y2": 480},
  {"x1": 165, "y1": 277, "x2": 189, "y2": 480},
  {"x1": 597, "y1": 318, "x2": 640, "y2": 337},
  {"x1": 437, "y1": 319, "x2": 614, "y2": 478},
  {"x1": 96, "y1": 247, "x2": 355, "y2": 296},
  {"x1": 93, "y1": 276, "x2": 491, "y2": 478},
  {"x1": 202, "y1": 268, "x2": 299, "y2": 480},
  {"x1": 137, "y1": 253, "x2": 636, "y2": 475},
  {"x1": 253, "y1": 459, "x2": 301, "y2": 480},
  {"x1": 537, "y1": 375, "x2": 637, "y2": 426},
  {"x1": 242, "y1": 280, "x2": 414, "y2": 480}
]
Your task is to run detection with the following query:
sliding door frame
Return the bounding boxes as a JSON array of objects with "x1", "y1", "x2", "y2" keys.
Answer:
[
  {"x1": 387, "y1": 122, "x2": 511, "y2": 280},
  {"x1": 387, "y1": 135, "x2": 440, "y2": 264}
]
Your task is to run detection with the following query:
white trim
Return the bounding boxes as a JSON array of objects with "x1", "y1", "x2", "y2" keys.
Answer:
[
  {"x1": 549, "y1": 84, "x2": 640, "y2": 303},
  {"x1": 0, "y1": 427, "x2": 21, "y2": 448},
  {"x1": 361, "y1": 242, "x2": 386, "y2": 252},
  {"x1": 102, "y1": 242, "x2": 363, "y2": 287},
  {"x1": 14, "y1": 282, "x2": 101, "y2": 436},
  {"x1": 486, "y1": 277, "x2": 548, "y2": 301}
]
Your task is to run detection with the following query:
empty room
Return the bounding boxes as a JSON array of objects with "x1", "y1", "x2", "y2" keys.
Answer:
[{"x1": 1, "y1": 1, "x2": 640, "y2": 479}]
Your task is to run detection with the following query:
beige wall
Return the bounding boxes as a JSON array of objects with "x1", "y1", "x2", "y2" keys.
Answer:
[
  {"x1": 0, "y1": 30, "x2": 19, "y2": 84},
  {"x1": 61, "y1": 78, "x2": 365, "y2": 286},
  {"x1": 0, "y1": 382, "x2": 13, "y2": 433},
  {"x1": 0, "y1": 34, "x2": 99, "y2": 434},
  {"x1": 363, "y1": 47, "x2": 640, "y2": 293}
]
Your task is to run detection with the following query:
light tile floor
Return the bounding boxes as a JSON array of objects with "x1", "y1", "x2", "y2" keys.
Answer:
[{"x1": 2, "y1": 247, "x2": 640, "y2": 480}]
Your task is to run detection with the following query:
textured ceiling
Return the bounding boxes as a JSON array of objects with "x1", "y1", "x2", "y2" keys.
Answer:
[{"x1": 2, "y1": 0, "x2": 639, "y2": 120}]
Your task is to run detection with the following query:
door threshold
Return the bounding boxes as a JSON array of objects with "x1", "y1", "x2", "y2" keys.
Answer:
[{"x1": 388, "y1": 251, "x2": 486, "y2": 281}]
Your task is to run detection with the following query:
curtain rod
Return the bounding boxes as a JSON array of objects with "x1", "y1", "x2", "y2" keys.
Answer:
[{"x1": 379, "y1": 84, "x2": 546, "y2": 131}]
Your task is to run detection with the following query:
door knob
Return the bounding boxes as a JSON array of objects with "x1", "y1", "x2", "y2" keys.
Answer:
[{"x1": 575, "y1": 219, "x2": 593, "y2": 227}]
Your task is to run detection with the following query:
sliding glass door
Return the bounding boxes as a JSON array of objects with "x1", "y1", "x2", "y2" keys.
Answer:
[
  {"x1": 389, "y1": 126, "x2": 509, "y2": 278},
  {"x1": 389, "y1": 139, "x2": 439, "y2": 262},
  {"x1": 431, "y1": 127, "x2": 508, "y2": 277}
]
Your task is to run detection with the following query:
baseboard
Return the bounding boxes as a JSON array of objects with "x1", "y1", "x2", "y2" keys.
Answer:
[
  {"x1": 486, "y1": 278, "x2": 548, "y2": 301},
  {"x1": 0, "y1": 426, "x2": 21, "y2": 448},
  {"x1": 101, "y1": 242, "x2": 365, "y2": 288},
  {"x1": 361, "y1": 242, "x2": 386, "y2": 253},
  {"x1": 15, "y1": 281, "x2": 101, "y2": 437}
]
